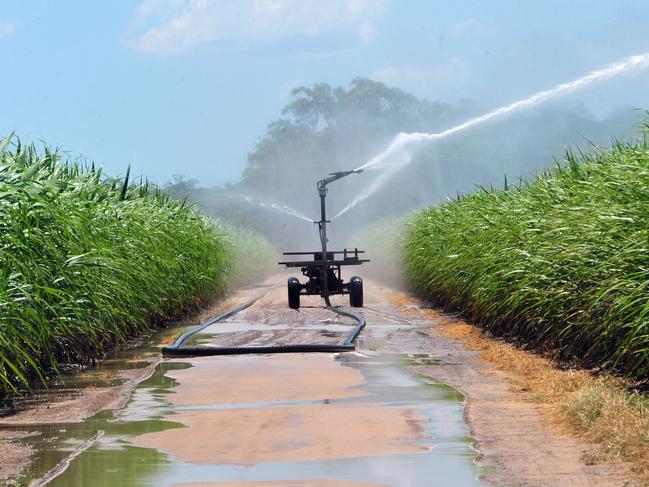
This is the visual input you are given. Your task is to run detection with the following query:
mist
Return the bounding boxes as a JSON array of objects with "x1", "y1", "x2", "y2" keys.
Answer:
[{"x1": 167, "y1": 63, "x2": 648, "y2": 265}]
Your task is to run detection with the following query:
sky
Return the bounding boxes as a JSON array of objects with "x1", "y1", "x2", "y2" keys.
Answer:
[{"x1": 2, "y1": 1, "x2": 649, "y2": 186}]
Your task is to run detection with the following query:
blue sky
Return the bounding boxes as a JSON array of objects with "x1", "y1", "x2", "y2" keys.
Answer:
[{"x1": 2, "y1": 1, "x2": 649, "y2": 186}]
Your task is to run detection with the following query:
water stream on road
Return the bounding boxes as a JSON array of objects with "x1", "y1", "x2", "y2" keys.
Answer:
[
  {"x1": 5, "y1": 328, "x2": 483, "y2": 486},
  {"x1": 14, "y1": 356, "x2": 479, "y2": 486}
]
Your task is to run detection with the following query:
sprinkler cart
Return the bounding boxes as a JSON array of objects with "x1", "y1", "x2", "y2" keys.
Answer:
[{"x1": 279, "y1": 170, "x2": 369, "y2": 309}]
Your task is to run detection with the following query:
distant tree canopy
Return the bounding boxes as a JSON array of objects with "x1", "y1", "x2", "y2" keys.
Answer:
[
  {"x1": 242, "y1": 78, "x2": 475, "y2": 196},
  {"x1": 166, "y1": 78, "x2": 644, "y2": 249},
  {"x1": 163, "y1": 175, "x2": 199, "y2": 200}
]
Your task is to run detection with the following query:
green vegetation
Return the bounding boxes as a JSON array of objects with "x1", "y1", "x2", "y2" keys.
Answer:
[
  {"x1": 227, "y1": 225, "x2": 277, "y2": 287},
  {"x1": 405, "y1": 128, "x2": 649, "y2": 379},
  {"x1": 0, "y1": 136, "x2": 274, "y2": 396}
]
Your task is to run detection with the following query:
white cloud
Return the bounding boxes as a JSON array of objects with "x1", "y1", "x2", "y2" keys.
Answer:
[
  {"x1": 448, "y1": 18, "x2": 478, "y2": 37},
  {"x1": 0, "y1": 20, "x2": 16, "y2": 38},
  {"x1": 137, "y1": 0, "x2": 164, "y2": 17},
  {"x1": 128, "y1": 0, "x2": 388, "y2": 55},
  {"x1": 371, "y1": 59, "x2": 473, "y2": 102},
  {"x1": 358, "y1": 20, "x2": 376, "y2": 45}
]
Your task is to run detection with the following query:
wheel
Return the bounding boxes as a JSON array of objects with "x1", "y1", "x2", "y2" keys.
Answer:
[
  {"x1": 349, "y1": 276, "x2": 363, "y2": 307},
  {"x1": 288, "y1": 277, "x2": 301, "y2": 309}
]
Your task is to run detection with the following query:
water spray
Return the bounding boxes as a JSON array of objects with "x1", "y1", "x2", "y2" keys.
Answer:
[
  {"x1": 240, "y1": 194, "x2": 313, "y2": 223},
  {"x1": 334, "y1": 52, "x2": 649, "y2": 219}
]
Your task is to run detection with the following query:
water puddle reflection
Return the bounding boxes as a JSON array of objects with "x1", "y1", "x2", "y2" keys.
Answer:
[{"x1": 6, "y1": 351, "x2": 481, "y2": 486}]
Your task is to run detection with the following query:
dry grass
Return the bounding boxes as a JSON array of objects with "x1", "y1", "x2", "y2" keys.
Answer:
[
  {"x1": 387, "y1": 292, "x2": 414, "y2": 308},
  {"x1": 426, "y1": 309, "x2": 649, "y2": 481},
  {"x1": 158, "y1": 334, "x2": 183, "y2": 347}
]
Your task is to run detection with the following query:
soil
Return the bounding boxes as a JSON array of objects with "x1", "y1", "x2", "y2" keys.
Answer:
[
  {"x1": 0, "y1": 273, "x2": 638, "y2": 486},
  {"x1": 0, "y1": 430, "x2": 33, "y2": 479}
]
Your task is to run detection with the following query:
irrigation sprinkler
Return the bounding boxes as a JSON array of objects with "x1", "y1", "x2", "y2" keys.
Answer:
[{"x1": 279, "y1": 170, "x2": 369, "y2": 309}]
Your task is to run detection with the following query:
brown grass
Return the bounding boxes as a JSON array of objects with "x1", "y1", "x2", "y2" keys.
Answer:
[
  {"x1": 158, "y1": 333, "x2": 182, "y2": 346},
  {"x1": 388, "y1": 292, "x2": 416, "y2": 308},
  {"x1": 425, "y1": 309, "x2": 649, "y2": 481}
]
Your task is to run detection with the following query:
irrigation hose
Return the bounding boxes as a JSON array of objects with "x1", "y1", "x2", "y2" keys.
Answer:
[{"x1": 162, "y1": 289, "x2": 365, "y2": 357}]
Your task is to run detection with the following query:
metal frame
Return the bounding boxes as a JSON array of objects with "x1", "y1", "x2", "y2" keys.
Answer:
[
  {"x1": 279, "y1": 248, "x2": 369, "y2": 297},
  {"x1": 279, "y1": 170, "x2": 368, "y2": 306}
]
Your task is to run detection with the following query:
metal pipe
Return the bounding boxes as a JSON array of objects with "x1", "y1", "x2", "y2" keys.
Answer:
[
  {"x1": 317, "y1": 180, "x2": 331, "y2": 306},
  {"x1": 315, "y1": 170, "x2": 362, "y2": 307}
]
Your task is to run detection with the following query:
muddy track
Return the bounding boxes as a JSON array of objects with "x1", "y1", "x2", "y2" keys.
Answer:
[{"x1": 0, "y1": 273, "x2": 637, "y2": 486}]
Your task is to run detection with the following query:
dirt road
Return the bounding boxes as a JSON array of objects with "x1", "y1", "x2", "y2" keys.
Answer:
[{"x1": 0, "y1": 274, "x2": 637, "y2": 486}]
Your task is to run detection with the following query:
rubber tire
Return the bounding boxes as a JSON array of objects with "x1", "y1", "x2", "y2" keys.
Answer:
[
  {"x1": 349, "y1": 276, "x2": 363, "y2": 307},
  {"x1": 288, "y1": 277, "x2": 301, "y2": 309}
]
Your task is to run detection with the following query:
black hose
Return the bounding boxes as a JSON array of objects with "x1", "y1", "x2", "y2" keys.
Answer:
[{"x1": 162, "y1": 290, "x2": 365, "y2": 357}]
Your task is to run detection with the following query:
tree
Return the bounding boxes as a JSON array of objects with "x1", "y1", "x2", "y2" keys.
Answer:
[
  {"x1": 201, "y1": 78, "x2": 643, "y2": 249},
  {"x1": 241, "y1": 79, "x2": 471, "y2": 201},
  {"x1": 163, "y1": 174, "x2": 199, "y2": 200}
]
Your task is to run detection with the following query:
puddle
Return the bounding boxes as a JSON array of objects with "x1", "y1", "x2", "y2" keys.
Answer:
[
  {"x1": 405, "y1": 354, "x2": 441, "y2": 367},
  {"x1": 0, "y1": 321, "x2": 194, "y2": 420},
  {"x1": 6, "y1": 351, "x2": 481, "y2": 486},
  {"x1": 358, "y1": 335, "x2": 387, "y2": 351},
  {"x1": 3, "y1": 361, "x2": 191, "y2": 487},
  {"x1": 3, "y1": 300, "x2": 481, "y2": 487}
]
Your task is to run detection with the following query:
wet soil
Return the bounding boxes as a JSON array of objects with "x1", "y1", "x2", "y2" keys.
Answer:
[
  {"x1": 133, "y1": 401, "x2": 426, "y2": 465},
  {"x1": 159, "y1": 354, "x2": 365, "y2": 405},
  {"x1": 0, "y1": 319, "x2": 193, "y2": 482},
  {"x1": 363, "y1": 286, "x2": 638, "y2": 487},
  {"x1": 0, "y1": 431, "x2": 33, "y2": 479}
]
